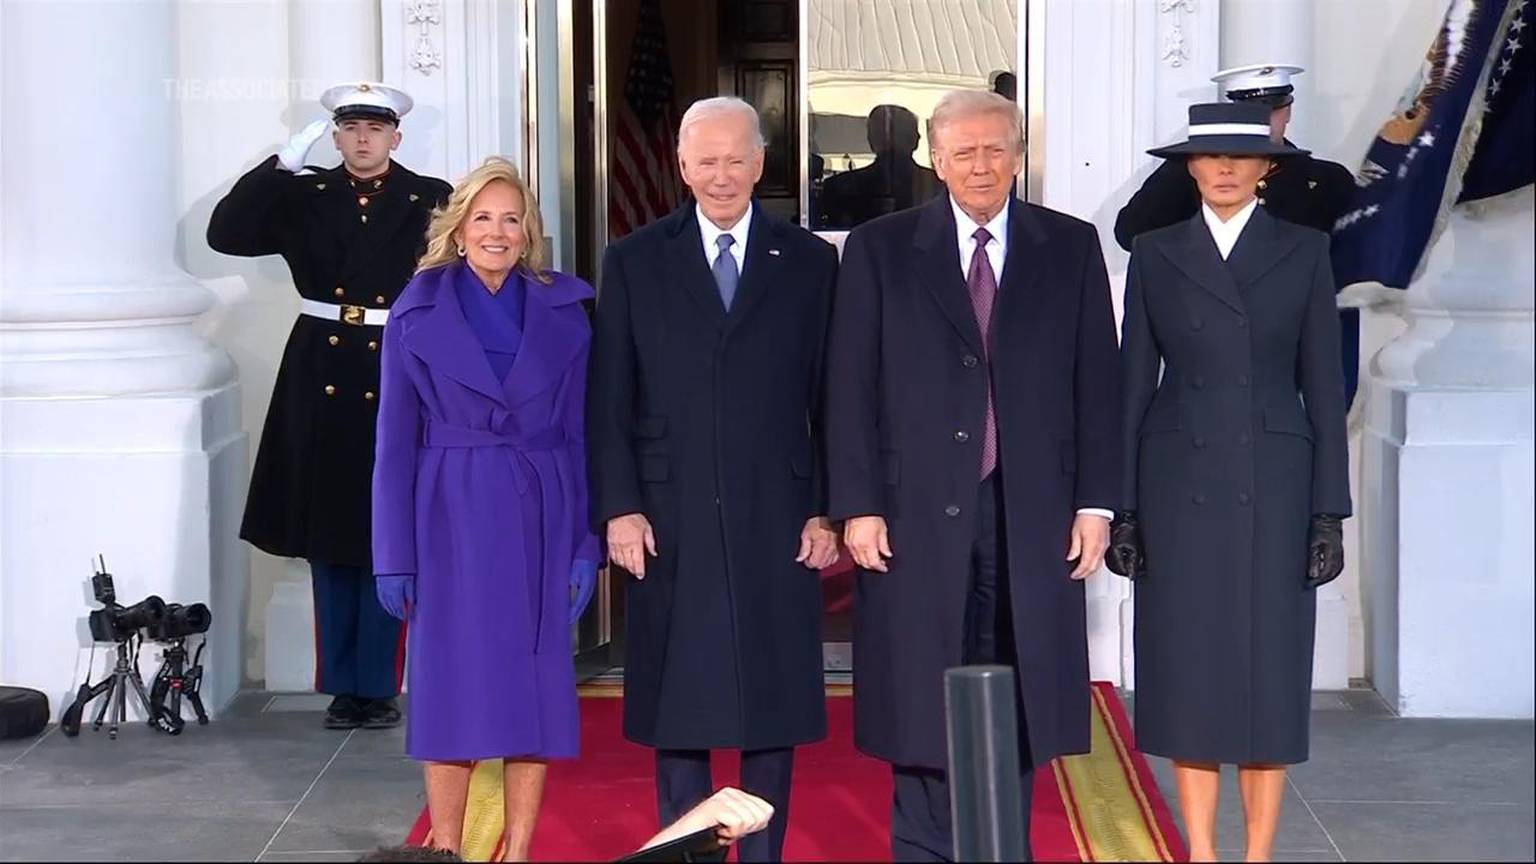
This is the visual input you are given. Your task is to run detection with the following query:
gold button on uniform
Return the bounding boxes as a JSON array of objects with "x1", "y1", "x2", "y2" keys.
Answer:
[
  {"x1": 358, "y1": 196, "x2": 370, "y2": 207},
  {"x1": 364, "y1": 391, "x2": 376, "y2": 401},
  {"x1": 368, "y1": 340, "x2": 379, "y2": 351},
  {"x1": 324, "y1": 385, "x2": 336, "y2": 396},
  {"x1": 334, "y1": 286, "x2": 345, "y2": 297},
  {"x1": 328, "y1": 335, "x2": 340, "y2": 346},
  {"x1": 1257, "y1": 179, "x2": 1268, "y2": 190},
  {"x1": 361, "y1": 214, "x2": 369, "y2": 224},
  {"x1": 375, "y1": 295, "x2": 386, "y2": 304}
]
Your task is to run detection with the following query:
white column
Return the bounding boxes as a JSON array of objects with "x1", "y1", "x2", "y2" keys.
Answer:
[
  {"x1": 0, "y1": 0, "x2": 245, "y2": 718},
  {"x1": 1360, "y1": 187, "x2": 1535, "y2": 718},
  {"x1": 1220, "y1": 0, "x2": 1315, "y2": 142}
]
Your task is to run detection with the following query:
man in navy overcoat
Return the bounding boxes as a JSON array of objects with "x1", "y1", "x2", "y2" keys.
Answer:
[{"x1": 826, "y1": 90, "x2": 1122, "y2": 861}]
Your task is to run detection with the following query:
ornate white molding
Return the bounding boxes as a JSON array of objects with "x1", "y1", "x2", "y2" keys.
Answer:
[
  {"x1": 1160, "y1": 0, "x2": 1197, "y2": 68},
  {"x1": 1368, "y1": 186, "x2": 1535, "y2": 390},
  {"x1": 407, "y1": 0, "x2": 443, "y2": 75}
]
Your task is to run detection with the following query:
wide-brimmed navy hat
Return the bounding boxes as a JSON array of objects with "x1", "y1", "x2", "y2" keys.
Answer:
[{"x1": 1148, "y1": 103, "x2": 1309, "y2": 159}]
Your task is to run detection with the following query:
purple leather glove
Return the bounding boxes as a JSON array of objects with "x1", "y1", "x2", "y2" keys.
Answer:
[
  {"x1": 570, "y1": 559, "x2": 598, "y2": 625},
  {"x1": 375, "y1": 574, "x2": 415, "y2": 621}
]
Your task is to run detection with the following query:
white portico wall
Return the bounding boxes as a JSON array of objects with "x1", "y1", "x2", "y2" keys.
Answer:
[{"x1": 0, "y1": 0, "x2": 245, "y2": 719}]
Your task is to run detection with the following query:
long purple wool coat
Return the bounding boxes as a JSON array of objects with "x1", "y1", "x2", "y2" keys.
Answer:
[{"x1": 372, "y1": 260, "x2": 598, "y2": 762}]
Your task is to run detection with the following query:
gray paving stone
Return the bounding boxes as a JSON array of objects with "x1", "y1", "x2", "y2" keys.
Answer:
[
  {"x1": 1292, "y1": 716, "x2": 1534, "y2": 805},
  {"x1": 0, "y1": 799, "x2": 291, "y2": 862},
  {"x1": 263, "y1": 754, "x2": 424, "y2": 853},
  {"x1": 1308, "y1": 800, "x2": 1535, "y2": 862},
  {"x1": 334, "y1": 723, "x2": 407, "y2": 761},
  {"x1": 0, "y1": 716, "x2": 342, "y2": 807}
]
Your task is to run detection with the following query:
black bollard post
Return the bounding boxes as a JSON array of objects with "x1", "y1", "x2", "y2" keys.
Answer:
[{"x1": 945, "y1": 665, "x2": 1026, "y2": 862}]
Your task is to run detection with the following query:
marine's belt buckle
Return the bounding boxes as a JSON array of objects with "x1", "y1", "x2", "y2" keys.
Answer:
[{"x1": 340, "y1": 304, "x2": 366, "y2": 326}]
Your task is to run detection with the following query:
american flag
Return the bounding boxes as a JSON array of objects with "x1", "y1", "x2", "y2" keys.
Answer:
[{"x1": 610, "y1": 0, "x2": 684, "y2": 239}]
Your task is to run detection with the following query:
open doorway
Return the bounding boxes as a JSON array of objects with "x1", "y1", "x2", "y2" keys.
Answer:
[{"x1": 592, "y1": 0, "x2": 802, "y2": 255}]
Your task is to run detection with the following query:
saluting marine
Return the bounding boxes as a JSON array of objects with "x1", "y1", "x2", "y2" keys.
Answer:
[
  {"x1": 207, "y1": 82, "x2": 451, "y2": 731},
  {"x1": 1114, "y1": 64, "x2": 1361, "y2": 401}
]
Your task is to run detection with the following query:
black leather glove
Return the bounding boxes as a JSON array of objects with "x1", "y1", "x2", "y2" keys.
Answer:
[
  {"x1": 1105, "y1": 512, "x2": 1145, "y2": 580},
  {"x1": 1305, "y1": 514, "x2": 1345, "y2": 589}
]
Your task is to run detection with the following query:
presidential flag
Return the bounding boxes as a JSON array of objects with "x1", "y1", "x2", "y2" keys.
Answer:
[
  {"x1": 609, "y1": 0, "x2": 684, "y2": 240},
  {"x1": 1333, "y1": 0, "x2": 1534, "y2": 289},
  {"x1": 1460, "y1": 0, "x2": 1534, "y2": 201}
]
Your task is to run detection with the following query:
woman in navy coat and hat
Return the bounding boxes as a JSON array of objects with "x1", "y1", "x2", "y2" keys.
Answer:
[
  {"x1": 371, "y1": 156, "x2": 600, "y2": 859},
  {"x1": 1107, "y1": 102, "x2": 1350, "y2": 863}
]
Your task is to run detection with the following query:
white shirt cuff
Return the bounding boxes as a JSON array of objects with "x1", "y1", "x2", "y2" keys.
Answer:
[{"x1": 1076, "y1": 507, "x2": 1114, "y2": 520}]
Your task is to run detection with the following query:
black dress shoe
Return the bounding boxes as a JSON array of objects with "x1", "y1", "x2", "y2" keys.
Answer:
[
  {"x1": 323, "y1": 695, "x2": 363, "y2": 729},
  {"x1": 360, "y1": 697, "x2": 402, "y2": 729}
]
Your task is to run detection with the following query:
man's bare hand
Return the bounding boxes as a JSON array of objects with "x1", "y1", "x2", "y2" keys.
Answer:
[
  {"x1": 1066, "y1": 513, "x2": 1110, "y2": 580},
  {"x1": 635, "y1": 786, "x2": 774, "y2": 853},
  {"x1": 796, "y1": 517, "x2": 840, "y2": 570},
  {"x1": 844, "y1": 516, "x2": 892, "y2": 573},
  {"x1": 607, "y1": 512, "x2": 657, "y2": 579}
]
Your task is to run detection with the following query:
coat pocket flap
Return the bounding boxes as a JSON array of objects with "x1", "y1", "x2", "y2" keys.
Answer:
[
  {"x1": 635, "y1": 416, "x2": 668, "y2": 440},
  {"x1": 1263, "y1": 408, "x2": 1315, "y2": 440}
]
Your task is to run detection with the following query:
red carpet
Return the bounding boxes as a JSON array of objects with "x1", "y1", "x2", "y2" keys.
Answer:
[{"x1": 406, "y1": 684, "x2": 1186, "y2": 861}]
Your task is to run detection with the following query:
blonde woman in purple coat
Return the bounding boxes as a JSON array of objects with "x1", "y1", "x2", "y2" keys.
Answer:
[{"x1": 372, "y1": 156, "x2": 599, "y2": 859}]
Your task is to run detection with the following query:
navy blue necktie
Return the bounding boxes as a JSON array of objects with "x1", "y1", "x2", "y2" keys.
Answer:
[{"x1": 713, "y1": 234, "x2": 739, "y2": 311}]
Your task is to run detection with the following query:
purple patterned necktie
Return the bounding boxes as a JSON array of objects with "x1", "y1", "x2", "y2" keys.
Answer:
[{"x1": 967, "y1": 227, "x2": 999, "y2": 479}]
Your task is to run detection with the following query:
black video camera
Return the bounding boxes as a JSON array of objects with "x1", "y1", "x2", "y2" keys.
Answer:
[
  {"x1": 147, "y1": 602, "x2": 212, "y2": 642},
  {"x1": 87, "y1": 568, "x2": 166, "y2": 644}
]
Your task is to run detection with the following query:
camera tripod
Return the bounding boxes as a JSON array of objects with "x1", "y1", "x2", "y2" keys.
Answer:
[
  {"x1": 149, "y1": 638, "x2": 208, "y2": 734},
  {"x1": 60, "y1": 637, "x2": 156, "y2": 739}
]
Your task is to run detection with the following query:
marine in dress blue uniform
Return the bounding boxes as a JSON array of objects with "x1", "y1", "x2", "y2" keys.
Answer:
[{"x1": 207, "y1": 82, "x2": 451, "y2": 729}]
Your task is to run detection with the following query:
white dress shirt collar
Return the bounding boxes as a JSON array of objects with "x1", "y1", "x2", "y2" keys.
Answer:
[
  {"x1": 950, "y1": 196, "x2": 1009, "y2": 281},
  {"x1": 1201, "y1": 197, "x2": 1259, "y2": 261},
  {"x1": 697, "y1": 203, "x2": 752, "y2": 270}
]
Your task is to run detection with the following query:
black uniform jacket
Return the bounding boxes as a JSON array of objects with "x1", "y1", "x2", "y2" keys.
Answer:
[{"x1": 208, "y1": 156, "x2": 451, "y2": 567}]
